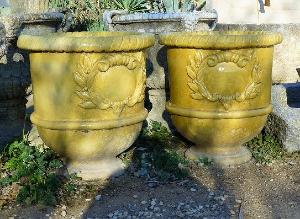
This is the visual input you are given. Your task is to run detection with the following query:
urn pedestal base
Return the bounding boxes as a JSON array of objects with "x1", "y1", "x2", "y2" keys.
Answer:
[
  {"x1": 67, "y1": 158, "x2": 125, "y2": 181},
  {"x1": 185, "y1": 146, "x2": 252, "y2": 166}
]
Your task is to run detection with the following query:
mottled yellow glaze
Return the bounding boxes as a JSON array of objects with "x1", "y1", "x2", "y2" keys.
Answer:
[
  {"x1": 160, "y1": 31, "x2": 282, "y2": 165},
  {"x1": 18, "y1": 32, "x2": 155, "y2": 179}
]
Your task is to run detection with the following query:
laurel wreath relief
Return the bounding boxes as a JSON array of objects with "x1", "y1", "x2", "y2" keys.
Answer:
[
  {"x1": 187, "y1": 50, "x2": 263, "y2": 110},
  {"x1": 74, "y1": 53, "x2": 146, "y2": 110}
]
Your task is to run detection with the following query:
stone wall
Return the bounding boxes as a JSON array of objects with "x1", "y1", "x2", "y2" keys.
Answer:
[{"x1": 0, "y1": 11, "x2": 66, "y2": 150}]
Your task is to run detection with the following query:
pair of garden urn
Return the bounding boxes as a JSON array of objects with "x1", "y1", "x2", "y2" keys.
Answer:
[{"x1": 18, "y1": 31, "x2": 282, "y2": 180}]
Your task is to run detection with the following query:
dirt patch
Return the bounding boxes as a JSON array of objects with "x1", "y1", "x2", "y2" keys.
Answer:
[{"x1": 1, "y1": 154, "x2": 299, "y2": 219}]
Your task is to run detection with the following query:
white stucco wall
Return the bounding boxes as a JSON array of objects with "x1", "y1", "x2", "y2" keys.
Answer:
[{"x1": 211, "y1": 0, "x2": 300, "y2": 24}]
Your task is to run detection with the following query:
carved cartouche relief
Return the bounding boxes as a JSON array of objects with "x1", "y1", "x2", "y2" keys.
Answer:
[
  {"x1": 187, "y1": 50, "x2": 263, "y2": 110},
  {"x1": 74, "y1": 53, "x2": 146, "y2": 110}
]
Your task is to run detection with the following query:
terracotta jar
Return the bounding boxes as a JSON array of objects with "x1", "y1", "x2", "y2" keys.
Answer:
[
  {"x1": 18, "y1": 32, "x2": 155, "y2": 179},
  {"x1": 159, "y1": 31, "x2": 282, "y2": 165}
]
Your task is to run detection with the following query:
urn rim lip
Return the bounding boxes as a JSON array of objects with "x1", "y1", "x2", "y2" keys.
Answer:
[
  {"x1": 17, "y1": 31, "x2": 155, "y2": 52},
  {"x1": 159, "y1": 31, "x2": 283, "y2": 49}
]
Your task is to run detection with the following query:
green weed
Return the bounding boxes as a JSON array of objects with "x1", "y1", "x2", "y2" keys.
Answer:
[
  {"x1": 50, "y1": 0, "x2": 149, "y2": 31},
  {"x1": 126, "y1": 121, "x2": 190, "y2": 180},
  {"x1": 197, "y1": 157, "x2": 213, "y2": 166},
  {"x1": 246, "y1": 133, "x2": 285, "y2": 164},
  {"x1": 0, "y1": 136, "x2": 78, "y2": 206}
]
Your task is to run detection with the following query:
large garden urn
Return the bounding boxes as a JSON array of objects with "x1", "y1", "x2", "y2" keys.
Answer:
[
  {"x1": 18, "y1": 32, "x2": 155, "y2": 179},
  {"x1": 160, "y1": 31, "x2": 282, "y2": 165}
]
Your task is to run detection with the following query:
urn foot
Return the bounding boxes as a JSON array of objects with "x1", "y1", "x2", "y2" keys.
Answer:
[
  {"x1": 67, "y1": 158, "x2": 125, "y2": 180},
  {"x1": 185, "y1": 146, "x2": 252, "y2": 166}
]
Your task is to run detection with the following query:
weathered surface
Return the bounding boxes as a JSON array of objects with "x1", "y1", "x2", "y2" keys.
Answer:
[
  {"x1": 216, "y1": 24, "x2": 300, "y2": 84},
  {"x1": 105, "y1": 11, "x2": 217, "y2": 90},
  {"x1": 9, "y1": 0, "x2": 50, "y2": 14},
  {"x1": 104, "y1": 11, "x2": 217, "y2": 127},
  {"x1": 147, "y1": 89, "x2": 173, "y2": 129},
  {"x1": 0, "y1": 11, "x2": 65, "y2": 150},
  {"x1": 0, "y1": 16, "x2": 27, "y2": 149},
  {"x1": 266, "y1": 84, "x2": 300, "y2": 152}
]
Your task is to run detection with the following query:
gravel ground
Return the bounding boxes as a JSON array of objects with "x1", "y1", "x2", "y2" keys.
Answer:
[{"x1": 0, "y1": 155, "x2": 299, "y2": 219}]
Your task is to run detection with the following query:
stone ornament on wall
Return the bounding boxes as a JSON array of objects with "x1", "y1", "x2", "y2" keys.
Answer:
[
  {"x1": 187, "y1": 50, "x2": 263, "y2": 110},
  {"x1": 74, "y1": 53, "x2": 146, "y2": 110}
]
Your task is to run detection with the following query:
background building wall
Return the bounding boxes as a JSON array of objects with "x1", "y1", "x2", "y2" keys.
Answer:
[{"x1": 211, "y1": 0, "x2": 300, "y2": 24}]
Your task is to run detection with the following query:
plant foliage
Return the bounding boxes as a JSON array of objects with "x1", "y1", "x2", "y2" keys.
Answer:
[
  {"x1": 0, "y1": 139, "x2": 66, "y2": 206},
  {"x1": 247, "y1": 133, "x2": 285, "y2": 164},
  {"x1": 127, "y1": 121, "x2": 190, "y2": 180},
  {"x1": 113, "y1": 0, "x2": 149, "y2": 12}
]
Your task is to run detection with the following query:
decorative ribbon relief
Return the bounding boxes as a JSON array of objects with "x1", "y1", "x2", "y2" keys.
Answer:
[
  {"x1": 74, "y1": 53, "x2": 146, "y2": 110},
  {"x1": 187, "y1": 50, "x2": 263, "y2": 110}
]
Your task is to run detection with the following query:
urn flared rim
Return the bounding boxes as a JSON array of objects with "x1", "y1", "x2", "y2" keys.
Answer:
[
  {"x1": 159, "y1": 31, "x2": 283, "y2": 49},
  {"x1": 17, "y1": 31, "x2": 155, "y2": 52}
]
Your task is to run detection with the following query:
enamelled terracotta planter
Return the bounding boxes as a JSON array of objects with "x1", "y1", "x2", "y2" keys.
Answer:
[
  {"x1": 160, "y1": 31, "x2": 282, "y2": 165},
  {"x1": 18, "y1": 32, "x2": 155, "y2": 179}
]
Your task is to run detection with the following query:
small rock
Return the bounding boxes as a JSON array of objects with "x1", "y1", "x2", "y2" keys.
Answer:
[
  {"x1": 61, "y1": 205, "x2": 67, "y2": 210},
  {"x1": 190, "y1": 188, "x2": 197, "y2": 192},
  {"x1": 230, "y1": 210, "x2": 236, "y2": 215},
  {"x1": 61, "y1": 210, "x2": 67, "y2": 217},
  {"x1": 95, "y1": 195, "x2": 102, "y2": 201},
  {"x1": 85, "y1": 198, "x2": 91, "y2": 202},
  {"x1": 159, "y1": 201, "x2": 164, "y2": 206},
  {"x1": 133, "y1": 195, "x2": 138, "y2": 198},
  {"x1": 141, "y1": 200, "x2": 147, "y2": 205},
  {"x1": 288, "y1": 161, "x2": 296, "y2": 165},
  {"x1": 235, "y1": 199, "x2": 242, "y2": 204},
  {"x1": 151, "y1": 199, "x2": 156, "y2": 206}
]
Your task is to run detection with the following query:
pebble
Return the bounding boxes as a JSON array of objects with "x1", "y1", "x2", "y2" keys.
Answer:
[
  {"x1": 133, "y1": 195, "x2": 138, "y2": 198},
  {"x1": 141, "y1": 200, "x2": 147, "y2": 205},
  {"x1": 85, "y1": 198, "x2": 92, "y2": 202},
  {"x1": 154, "y1": 207, "x2": 160, "y2": 211},
  {"x1": 235, "y1": 199, "x2": 242, "y2": 204},
  {"x1": 230, "y1": 210, "x2": 236, "y2": 215},
  {"x1": 190, "y1": 188, "x2": 197, "y2": 192},
  {"x1": 61, "y1": 210, "x2": 67, "y2": 217},
  {"x1": 147, "y1": 182, "x2": 158, "y2": 188},
  {"x1": 151, "y1": 199, "x2": 156, "y2": 206},
  {"x1": 95, "y1": 195, "x2": 102, "y2": 201}
]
